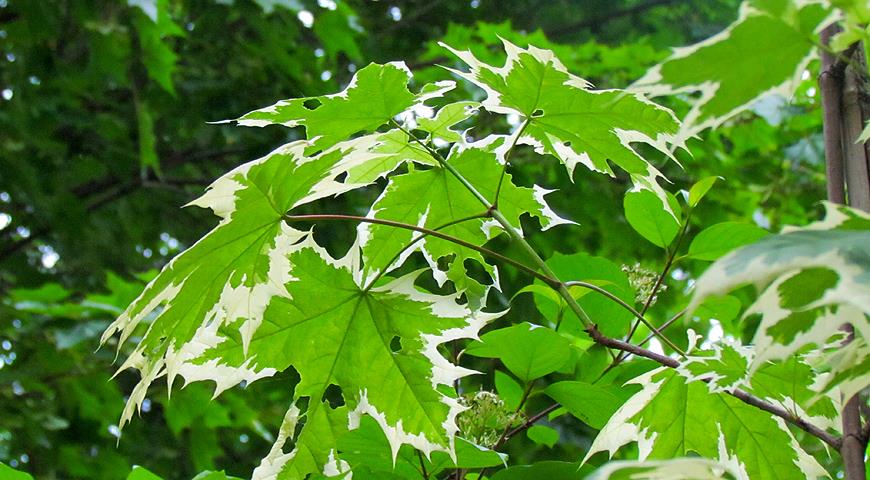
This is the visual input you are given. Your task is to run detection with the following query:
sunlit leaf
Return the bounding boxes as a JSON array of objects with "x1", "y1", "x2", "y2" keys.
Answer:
[
  {"x1": 236, "y1": 63, "x2": 437, "y2": 153},
  {"x1": 634, "y1": 0, "x2": 829, "y2": 140},
  {"x1": 586, "y1": 368, "x2": 826, "y2": 479},
  {"x1": 442, "y1": 39, "x2": 682, "y2": 208},
  {"x1": 688, "y1": 176, "x2": 721, "y2": 208},
  {"x1": 589, "y1": 458, "x2": 740, "y2": 480},
  {"x1": 359, "y1": 138, "x2": 570, "y2": 291},
  {"x1": 416, "y1": 101, "x2": 480, "y2": 143},
  {"x1": 690, "y1": 203, "x2": 870, "y2": 398},
  {"x1": 0, "y1": 462, "x2": 34, "y2": 480}
]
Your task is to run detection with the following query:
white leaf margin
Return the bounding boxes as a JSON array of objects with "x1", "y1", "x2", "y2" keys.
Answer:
[{"x1": 632, "y1": 1, "x2": 830, "y2": 144}]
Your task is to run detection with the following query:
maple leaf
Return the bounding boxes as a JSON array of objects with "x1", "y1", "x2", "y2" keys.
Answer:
[
  {"x1": 442, "y1": 39, "x2": 682, "y2": 210},
  {"x1": 235, "y1": 62, "x2": 454, "y2": 153},
  {"x1": 359, "y1": 136, "x2": 570, "y2": 291},
  {"x1": 690, "y1": 203, "x2": 870, "y2": 400},
  {"x1": 191, "y1": 244, "x2": 501, "y2": 478},
  {"x1": 633, "y1": 0, "x2": 829, "y2": 140},
  {"x1": 586, "y1": 368, "x2": 826, "y2": 480}
]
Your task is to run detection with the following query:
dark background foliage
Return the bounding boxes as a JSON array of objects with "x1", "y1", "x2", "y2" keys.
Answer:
[{"x1": 0, "y1": 0, "x2": 828, "y2": 477}]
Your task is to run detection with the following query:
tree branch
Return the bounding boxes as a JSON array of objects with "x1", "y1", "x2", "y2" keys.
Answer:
[
  {"x1": 565, "y1": 280, "x2": 685, "y2": 355},
  {"x1": 361, "y1": 212, "x2": 488, "y2": 292},
  {"x1": 0, "y1": 147, "x2": 245, "y2": 263},
  {"x1": 585, "y1": 325, "x2": 841, "y2": 450},
  {"x1": 504, "y1": 403, "x2": 561, "y2": 441},
  {"x1": 284, "y1": 213, "x2": 560, "y2": 288}
]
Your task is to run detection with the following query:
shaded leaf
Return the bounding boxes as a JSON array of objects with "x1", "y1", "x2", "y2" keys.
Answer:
[
  {"x1": 465, "y1": 322, "x2": 571, "y2": 382},
  {"x1": 687, "y1": 222, "x2": 769, "y2": 261},
  {"x1": 492, "y1": 461, "x2": 591, "y2": 480},
  {"x1": 333, "y1": 415, "x2": 505, "y2": 478},
  {"x1": 537, "y1": 253, "x2": 635, "y2": 338},
  {"x1": 527, "y1": 425, "x2": 559, "y2": 448},
  {"x1": 544, "y1": 381, "x2": 622, "y2": 429},
  {"x1": 624, "y1": 189, "x2": 682, "y2": 248},
  {"x1": 494, "y1": 370, "x2": 524, "y2": 410}
]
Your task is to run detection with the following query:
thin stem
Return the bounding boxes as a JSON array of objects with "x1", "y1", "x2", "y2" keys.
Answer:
[
  {"x1": 361, "y1": 212, "x2": 488, "y2": 292},
  {"x1": 585, "y1": 325, "x2": 842, "y2": 450},
  {"x1": 488, "y1": 324, "x2": 841, "y2": 454},
  {"x1": 493, "y1": 118, "x2": 531, "y2": 207},
  {"x1": 477, "y1": 382, "x2": 535, "y2": 479},
  {"x1": 616, "y1": 209, "x2": 692, "y2": 362},
  {"x1": 284, "y1": 214, "x2": 559, "y2": 288},
  {"x1": 638, "y1": 308, "x2": 686, "y2": 348},
  {"x1": 389, "y1": 119, "x2": 595, "y2": 330},
  {"x1": 493, "y1": 382, "x2": 534, "y2": 450},
  {"x1": 390, "y1": 120, "x2": 494, "y2": 209},
  {"x1": 416, "y1": 450, "x2": 430, "y2": 480},
  {"x1": 504, "y1": 403, "x2": 561, "y2": 440},
  {"x1": 564, "y1": 281, "x2": 685, "y2": 356}
]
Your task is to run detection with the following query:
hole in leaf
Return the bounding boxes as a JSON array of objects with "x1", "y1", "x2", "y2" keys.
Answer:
[
  {"x1": 390, "y1": 335, "x2": 402, "y2": 352},
  {"x1": 531, "y1": 108, "x2": 544, "y2": 117},
  {"x1": 322, "y1": 384, "x2": 345, "y2": 408},
  {"x1": 303, "y1": 98, "x2": 322, "y2": 110}
]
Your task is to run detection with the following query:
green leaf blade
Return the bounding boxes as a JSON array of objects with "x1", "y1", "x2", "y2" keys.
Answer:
[
  {"x1": 687, "y1": 222, "x2": 769, "y2": 261},
  {"x1": 623, "y1": 190, "x2": 682, "y2": 248},
  {"x1": 465, "y1": 323, "x2": 571, "y2": 383},
  {"x1": 237, "y1": 63, "x2": 419, "y2": 152},
  {"x1": 442, "y1": 40, "x2": 682, "y2": 206},
  {"x1": 634, "y1": 2, "x2": 830, "y2": 139}
]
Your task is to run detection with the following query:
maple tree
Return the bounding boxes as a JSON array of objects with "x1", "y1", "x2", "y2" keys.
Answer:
[
  {"x1": 92, "y1": 0, "x2": 870, "y2": 476},
  {"x1": 4, "y1": 0, "x2": 870, "y2": 479}
]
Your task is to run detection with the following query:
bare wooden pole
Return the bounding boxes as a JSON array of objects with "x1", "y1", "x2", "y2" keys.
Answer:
[
  {"x1": 820, "y1": 25, "x2": 847, "y2": 204},
  {"x1": 820, "y1": 24, "x2": 869, "y2": 480},
  {"x1": 842, "y1": 58, "x2": 870, "y2": 211}
]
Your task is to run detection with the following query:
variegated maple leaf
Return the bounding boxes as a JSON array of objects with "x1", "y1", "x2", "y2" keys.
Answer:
[
  {"x1": 633, "y1": 0, "x2": 830, "y2": 141},
  {"x1": 359, "y1": 136, "x2": 571, "y2": 294},
  {"x1": 690, "y1": 202, "x2": 870, "y2": 400},
  {"x1": 442, "y1": 39, "x2": 682, "y2": 211},
  {"x1": 586, "y1": 367, "x2": 826, "y2": 480}
]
